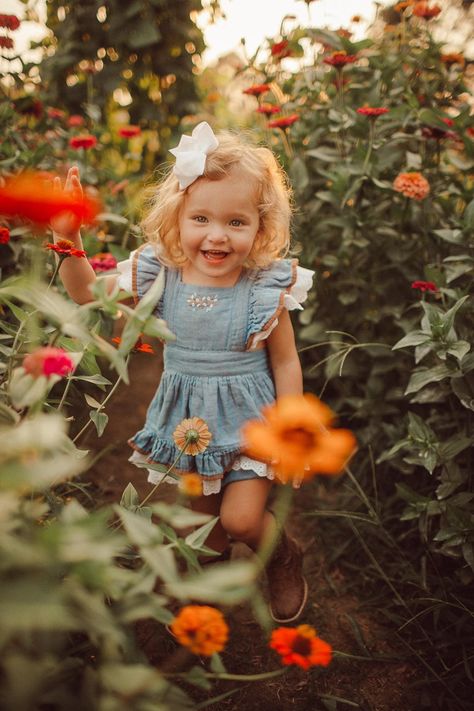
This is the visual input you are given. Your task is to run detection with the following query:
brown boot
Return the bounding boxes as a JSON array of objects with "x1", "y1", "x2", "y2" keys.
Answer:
[{"x1": 266, "y1": 531, "x2": 308, "y2": 624}]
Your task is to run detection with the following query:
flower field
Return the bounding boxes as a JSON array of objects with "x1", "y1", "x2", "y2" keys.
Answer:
[{"x1": 0, "y1": 2, "x2": 473, "y2": 710}]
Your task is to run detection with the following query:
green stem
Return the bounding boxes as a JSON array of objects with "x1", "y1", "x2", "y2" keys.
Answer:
[
  {"x1": 138, "y1": 445, "x2": 187, "y2": 508},
  {"x1": 47, "y1": 259, "x2": 62, "y2": 289},
  {"x1": 57, "y1": 375, "x2": 73, "y2": 412},
  {"x1": 362, "y1": 119, "x2": 375, "y2": 175}
]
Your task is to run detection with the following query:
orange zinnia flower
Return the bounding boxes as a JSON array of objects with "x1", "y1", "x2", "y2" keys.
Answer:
[
  {"x1": 356, "y1": 107, "x2": 389, "y2": 117},
  {"x1": 173, "y1": 417, "x2": 212, "y2": 455},
  {"x1": 270, "y1": 625, "x2": 332, "y2": 670},
  {"x1": 112, "y1": 336, "x2": 154, "y2": 354},
  {"x1": 241, "y1": 393, "x2": 356, "y2": 482},
  {"x1": 0, "y1": 171, "x2": 101, "y2": 227},
  {"x1": 268, "y1": 114, "x2": 299, "y2": 129},
  {"x1": 178, "y1": 473, "x2": 203, "y2": 497},
  {"x1": 170, "y1": 605, "x2": 229, "y2": 656},
  {"x1": 393, "y1": 171, "x2": 430, "y2": 200},
  {"x1": 257, "y1": 103, "x2": 281, "y2": 117}
]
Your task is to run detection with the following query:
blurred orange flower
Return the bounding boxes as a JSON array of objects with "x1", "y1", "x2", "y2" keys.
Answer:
[
  {"x1": 170, "y1": 605, "x2": 229, "y2": 656},
  {"x1": 241, "y1": 393, "x2": 356, "y2": 482},
  {"x1": 178, "y1": 473, "x2": 203, "y2": 497},
  {"x1": 112, "y1": 336, "x2": 154, "y2": 354},
  {"x1": 413, "y1": 2, "x2": 441, "y2": 19},
  {"x1": 173, "y1": 417, "x2": 212, "y2": 455},
  {"x1": 323, "y1": 51, "x2": 358, "y2": 67},
  {"x1": 270, "y1": 625, "x2": 332, "y2": 669},
  {"x1": 393, "y1": 172, "x2": 430, "y2": 200},
  {"x1": 243, "y1": 84, "x2": 271, "y2": 96},
  {"x1": 440, "y1": 53, "x2": 465, "y2": 68},
  {"x1": 0, "y1": 171, "x2": 101, "y2": 226},
  {"x1": 268, "y1": 114, "x2": 299, "y2": 129}
]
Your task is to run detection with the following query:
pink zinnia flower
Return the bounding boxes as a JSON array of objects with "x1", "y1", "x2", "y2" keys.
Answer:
[
  {"x1": 393, "y1": 172, "x2": 430, "y2": 200},
  {"x1": 89, "y1": 252, "x2": 117, "y2": 272},
  {"x1": 23, "y1": 347, "x2": 75, "y2": 379}
]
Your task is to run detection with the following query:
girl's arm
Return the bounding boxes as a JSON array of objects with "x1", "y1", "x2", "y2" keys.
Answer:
[
  {"x1": 266, "y1": 308, "x2": 303, "y2": 397},
  {"x1": 51, "y1": 166, "x2": 118, "y2": 304}
]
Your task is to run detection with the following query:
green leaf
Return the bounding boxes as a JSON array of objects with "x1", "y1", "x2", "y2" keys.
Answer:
[
  {"x1": 289, "y1": 156, "x2": 309, "y2": 191},
  {"x1": 393, "y1": 330, "x2": 430, "y2": 350},
  {"x1": 405, "y1": 364, "x2": 456, "y2": 394},
  {"x1": 120, "y1": 482, "x2": 140, "y2": 509},
  {"x1": 165, "y1": 560, "x2": 258, "y2": 604},
  {"x1": 127, "y1": 20, "x2": 161, "y2": 49},
  {"x1": 185, "y1": 516, "x2": 220, "y2": 550},
  {"x1": 141, "y1": 545, "x2": 178, "y2": 582},
  {"x1": 89, "y1": 410, "x2": 108, "y2": 437}
]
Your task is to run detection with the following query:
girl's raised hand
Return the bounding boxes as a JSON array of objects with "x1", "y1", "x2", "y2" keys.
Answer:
[{"x1": 50, "y1": 166, "x2": 84, "y2": 239}]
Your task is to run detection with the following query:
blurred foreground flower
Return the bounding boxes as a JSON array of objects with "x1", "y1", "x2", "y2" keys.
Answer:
[
  {"x1": 170, "y1": 605, "x2": 229, "y2": 656},
  {"x1": 241, "y1": 393, "x2": 356, "y2": 482},
  {"x1": 257, "y1": 103, "x2": 281, "y2": 117},
  {"x1": 0, "y1": 226, "x2": 10, "y2": 244},
  {"x1": 270, "y1": 625, "x2": 332, "y2": 670},
  {"x1": 23, "y1": 347, "x2": 75, "y2": 378},
  {"x1": 89, "y1": 252, "x2": 117, "y2": 272},
  {"x1": 45, "y1": 239, "x2": 86, "y2": 258},
  {"x1": 68, "y1": 114, "x2": 85, "y2": 127},
  {"x1": 173, "y1": 417, "x2": 212, "y2": 455},
  {"x1": 178, "y1": 473, "x2": 203, "y2": 497},
  {"x1": 393, "y1": 171, "x2": 430, "y2": 200},
  {"x1": 0, "y1": 171, "x2": 101, "y2": 226}
]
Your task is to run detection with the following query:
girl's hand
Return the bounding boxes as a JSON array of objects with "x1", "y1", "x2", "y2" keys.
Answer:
[{"x1": 50, "y1": 166, "x2": 84, "y2": 239}]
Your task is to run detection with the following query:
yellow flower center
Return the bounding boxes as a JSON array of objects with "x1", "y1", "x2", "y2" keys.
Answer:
[{"x1": 185, "y1": 428, "x2": 200, "y2": 443}]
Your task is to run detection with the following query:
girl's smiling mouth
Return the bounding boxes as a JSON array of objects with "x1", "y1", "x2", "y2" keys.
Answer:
[{"x1": 201, "y1": 250, "x2": 229, "y2": 262}]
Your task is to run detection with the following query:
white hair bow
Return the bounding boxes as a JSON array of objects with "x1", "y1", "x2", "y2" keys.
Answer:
[{"x1": 169, "y1": 121, "x2": 219, "y2": 190}]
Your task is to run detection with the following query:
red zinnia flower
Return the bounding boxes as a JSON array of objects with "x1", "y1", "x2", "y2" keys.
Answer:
[
  {"x1": 0, "y1": 226, "x2": 10, "y2": 244},
  {"x1": 0, "y1": 171, "x2": 101, "y2": 226},
  {"x1": 268, "y1": 114, "x2": 299, "y2": 129},
  {"x1": 88, "y1": 252, "x2": 117, "y2": 272},
  {"x1": 45, "y1": 239, "x2": 86, "y2": 258},
  {"x1": 270, "y1": 625, "x2": 332, "y2": 670},
  {"x1": 411, "y1": 280, "x2": 438, "y2": 293},
  {"x1": 323, "y1": 51, "x2": 358, "y2": 67},
  {"x1": 256, "y1": 103, "x2": 281, "y2": 117},
  {"x1": 118, "y1": 125, "x2": 141, "y2": 138},
  {"x1": 112, "y1": 336, "x2": 154, "y2": 354},
  {"x1": 68, "y1": 115, "x2": 85, "y2": 127},
  {"x1": 271, "y1": 40, "x2": 293, "y2": 59},
  {"x1": 23, "y1": 347, "x2": 75, "y2": 379},
  {"x1": 69, "y1": 134, "x2": 98, "y2": 150},
  {"x1": 357, "y1": 107, "x2": 389, "y2": 117},
  {"x1": 413, "y1": 2, "x2": 441, "y2": 19},
  {"x1": 0, "y1": 36, "x2": 14, "y2": 50},
  {"x1": 243, "y1": 84, "x2": 271, "y2": 97},
  {"x1": 0, "y1": 14, "x2": 20, "y2": 31}
]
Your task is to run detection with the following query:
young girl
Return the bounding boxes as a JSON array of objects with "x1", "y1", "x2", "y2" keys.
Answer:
[{"x1": 53, "y1": 122, "x2": 315, "y2": 623}]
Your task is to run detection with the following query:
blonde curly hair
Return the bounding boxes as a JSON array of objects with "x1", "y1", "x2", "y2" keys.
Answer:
[{"x1": 140, "y1": 129, "x2": 292, "y2": 269}]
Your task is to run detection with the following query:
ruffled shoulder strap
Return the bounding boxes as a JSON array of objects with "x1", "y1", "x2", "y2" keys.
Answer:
[
  {"x1": 246, "y1": 258, "x2": 297, "y2": 351},
  {"x1": 116, "y1": 243, "x2": 164, "y2": 305}
]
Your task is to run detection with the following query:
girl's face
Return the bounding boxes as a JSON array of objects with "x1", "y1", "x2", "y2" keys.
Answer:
[{"x1": 178, "y1": 172, "x2": 260, "y2": 287}]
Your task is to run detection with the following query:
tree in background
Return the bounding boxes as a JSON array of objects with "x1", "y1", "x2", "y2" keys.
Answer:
[{"x1": 40, "y1": 0, "x2": 207, "y2": 143}]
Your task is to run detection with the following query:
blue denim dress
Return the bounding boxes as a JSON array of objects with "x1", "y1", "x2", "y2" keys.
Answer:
[{"x1": 127, "y1": 244, "x2": 299, "y2": 489}]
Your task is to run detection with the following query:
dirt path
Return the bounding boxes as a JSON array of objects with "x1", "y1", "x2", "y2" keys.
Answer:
[{"x1": 81, "y1": 349, "x2": 419, "y2": 711}]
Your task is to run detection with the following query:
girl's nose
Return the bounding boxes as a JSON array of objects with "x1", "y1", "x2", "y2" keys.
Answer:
[{"x1": 207, "y1": 224, "x2": 227, "y2": 242}]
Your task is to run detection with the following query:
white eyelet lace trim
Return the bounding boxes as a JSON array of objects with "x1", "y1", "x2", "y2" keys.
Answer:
[{"x1": 129, "y1": 450, "x2": 273, "y2": 496}]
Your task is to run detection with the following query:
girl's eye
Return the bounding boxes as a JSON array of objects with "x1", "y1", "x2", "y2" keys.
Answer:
[
  {"x1": 230, "y1": 219, "x2": 243, "y2": 227},
  {"x1": 193, "y1": 215, "x2": 207, "y2": 223}
]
